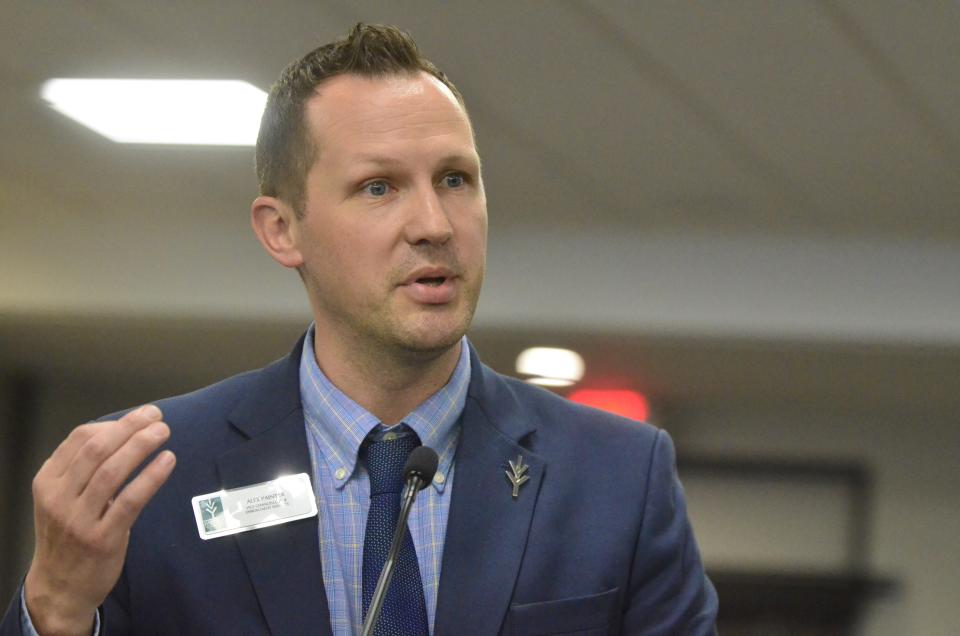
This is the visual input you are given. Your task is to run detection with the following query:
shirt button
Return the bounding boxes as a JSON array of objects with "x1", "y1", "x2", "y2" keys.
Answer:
[
  {"x1": 334, "y1": 468, "x2": 347, "y2": 480},
  {"x1": 433, "y1": 472, "x2": 445, "y2": 485},
  {"x1": 383, "y1": 432, "x2": 397, "y2": 441}
]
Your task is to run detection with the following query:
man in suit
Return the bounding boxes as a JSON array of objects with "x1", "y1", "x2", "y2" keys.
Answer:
[{"x1": 3, "y1": 24, "x2": 717, "y2": 635}]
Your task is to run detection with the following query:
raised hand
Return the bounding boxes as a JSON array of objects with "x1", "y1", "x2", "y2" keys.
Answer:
[{"x1": 23, "y1": 405, "x2": 176, "y2": 636}]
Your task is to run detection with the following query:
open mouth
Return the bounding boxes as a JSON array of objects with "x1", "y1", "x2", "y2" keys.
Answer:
[{"x1": 402, "y1": 271, "x2": 456, "y2": 303}]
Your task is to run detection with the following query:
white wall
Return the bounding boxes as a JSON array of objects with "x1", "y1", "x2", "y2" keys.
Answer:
[{"x1": 3, "y1": 224, "x2": 959, "y2": 347}]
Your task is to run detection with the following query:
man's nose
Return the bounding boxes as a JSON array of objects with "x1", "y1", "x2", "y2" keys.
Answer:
[{"x1": 404, "y1": 184, "x2": 453, "y2": 246}]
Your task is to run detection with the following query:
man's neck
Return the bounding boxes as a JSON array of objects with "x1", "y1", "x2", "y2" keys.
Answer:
[{"x1": 311, "y1": 331, "x2": 462, "y2": 425}]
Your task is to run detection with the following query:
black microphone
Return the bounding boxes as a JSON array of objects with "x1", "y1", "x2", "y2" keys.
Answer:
[{"x1": 360, "y1": 446, "x2": 439, "y2": 636}]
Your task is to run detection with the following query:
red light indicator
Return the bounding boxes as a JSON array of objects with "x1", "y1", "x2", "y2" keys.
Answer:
[{"x1": 567, "y1": 389, "x2": 650, "y2": 422}]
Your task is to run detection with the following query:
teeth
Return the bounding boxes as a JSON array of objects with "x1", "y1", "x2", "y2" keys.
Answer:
[{"x1": 419, "y1": 277, "x2": 444, "y2": 287}]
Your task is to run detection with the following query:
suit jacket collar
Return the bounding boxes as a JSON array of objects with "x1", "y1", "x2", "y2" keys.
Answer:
[
  {"x1": 216, "y1": 333, "x2": 333, "y2": 636},
  {"x1": 226, "y1": 333, "x2": 305, "y2": 439},
  {"x1": 433, "y1": 344, "x2": 546, "y2": 635}
]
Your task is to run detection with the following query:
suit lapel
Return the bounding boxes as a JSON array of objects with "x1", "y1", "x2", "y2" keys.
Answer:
[
  {"x1": 434, "y1": 351, "x2": 545, "y2": 636},
  {"x1": 215, "y1": 336, "x2": 332, "y2": 636}
]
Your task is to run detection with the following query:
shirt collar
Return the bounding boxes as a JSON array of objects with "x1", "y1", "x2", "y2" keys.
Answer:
[{"x1": 299, "y1": 324, "x2": 470, "y2": 493}]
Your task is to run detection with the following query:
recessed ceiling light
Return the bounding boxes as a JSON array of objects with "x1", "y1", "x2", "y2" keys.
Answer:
[
  {"x1": 516, "y1": 347, "x2": 585, "y2": 386},
  {"x1": 41, "y1": 79, "x2": 267, "y2": 145},
  {"x1": 526, "y1": 377, "x2": 576, "y2": 388}
]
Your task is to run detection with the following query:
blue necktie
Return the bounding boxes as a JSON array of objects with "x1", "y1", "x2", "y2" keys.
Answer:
[{"x1": 361, "y1": 430, "x2": 430, "y2": 636}]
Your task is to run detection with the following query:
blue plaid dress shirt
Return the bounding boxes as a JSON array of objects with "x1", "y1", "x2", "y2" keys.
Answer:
[{"x1": 300, "y1": 325, "x2": 469, "y2": 636}]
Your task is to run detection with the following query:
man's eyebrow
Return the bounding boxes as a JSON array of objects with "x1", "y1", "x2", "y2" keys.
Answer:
[
  {"x1": 350, "y1": 155, "x2": 404, "y2": 167},
  {"x1": 437, "y1": 153, "x2": 481, "y2": 167},
  {"x1": 349, "y1": 153, "x2": 479, "y2": 168}
]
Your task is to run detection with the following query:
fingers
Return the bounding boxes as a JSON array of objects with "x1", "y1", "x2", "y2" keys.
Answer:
[
  {"x1": 24, "y1": 404, "x2": 177, "y2": 632},
  {"x1": 77, "y1": 419, "x2": 172, "y2": 517},
  {"x1": 60, "y1": 405, "x2": 164, "y2": 493},
  {"x1": 46, "y1": 423, "x2": 98, "y2": 477},
  {"x1": 47, "y1": 405, "x2": 161, "y2": 478},
  {"x1": 103, "y1": 450, "x2": 176, "y2": 529}
]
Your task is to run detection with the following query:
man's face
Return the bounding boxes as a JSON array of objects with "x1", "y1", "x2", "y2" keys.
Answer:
[{"x1": 293, "y1": 72, "x2": 487, "y2": 358}]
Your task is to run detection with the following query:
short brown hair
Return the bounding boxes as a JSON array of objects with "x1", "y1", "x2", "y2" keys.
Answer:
[{"x1": 255, "y1": 23, "x2": 465, "y2": 215}]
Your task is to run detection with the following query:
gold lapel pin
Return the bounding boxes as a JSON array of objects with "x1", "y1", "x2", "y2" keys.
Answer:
[{"x1": 505, "y1": 455, "x2": 530, "y2": 500}]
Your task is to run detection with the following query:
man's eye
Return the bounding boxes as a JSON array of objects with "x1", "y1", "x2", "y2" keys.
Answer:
[
  {"x1": 443, "y1": 173, "x2": 465, "y2": 188},
  {"x1": 363, "y1": 180, "x2": 389, "y2": 197}
]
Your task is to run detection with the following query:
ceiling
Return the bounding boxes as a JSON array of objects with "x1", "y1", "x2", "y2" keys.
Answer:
[
  {"x1": 3, "y1": 0, "x2": 958, "y2": 237},
  {"x1": 1, "y1": 1, "x2": 958, "y2": 412}
]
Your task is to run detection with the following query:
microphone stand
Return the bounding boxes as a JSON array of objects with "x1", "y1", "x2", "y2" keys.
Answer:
[{"x1": 360, "y1": 475, "x2": 424, "y2": 636}]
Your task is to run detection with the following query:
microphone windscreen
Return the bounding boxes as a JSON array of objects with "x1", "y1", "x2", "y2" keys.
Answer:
[{"x1": 404, "y1": 446, "x2": 439, "y2": 490}]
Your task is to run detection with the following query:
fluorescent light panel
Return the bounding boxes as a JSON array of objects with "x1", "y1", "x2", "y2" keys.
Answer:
[{"x1": 41, "y1": 79, "x2": 267, "y2": 145}]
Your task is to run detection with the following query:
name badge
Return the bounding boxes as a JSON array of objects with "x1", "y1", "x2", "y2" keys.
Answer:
[{"x1": 191, "y1": 473, "x2": 318, "y2": 540}]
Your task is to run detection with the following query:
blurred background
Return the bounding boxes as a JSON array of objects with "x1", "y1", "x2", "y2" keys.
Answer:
[{"x1": 1, "y1": 2, "x2": 958, "y2": 634}]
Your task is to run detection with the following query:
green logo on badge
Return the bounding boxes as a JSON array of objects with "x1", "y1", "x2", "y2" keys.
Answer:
[{"x1": 199, "y1": 496, "x2": 224, "y2": 533}]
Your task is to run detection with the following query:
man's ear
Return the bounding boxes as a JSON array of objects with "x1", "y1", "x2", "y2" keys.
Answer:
[{"x1": 251, "y1": 195, "x2": 304, "y2": 269}]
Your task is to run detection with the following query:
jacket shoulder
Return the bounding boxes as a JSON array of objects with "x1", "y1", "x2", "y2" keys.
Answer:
[
  {"x1": 101, "y1": 365, "x2": 261, "y2": 421},
  {"x1": 97, "y1": 353, "x2": 293, "y2": 451},
  {"x1": 479, "y1": 363, "x2": 661, "y2": 450}
]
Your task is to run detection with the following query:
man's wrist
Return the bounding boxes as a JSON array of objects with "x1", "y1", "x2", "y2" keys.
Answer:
[{"x1": 23, "y1": 570, "x2": 96, "y2": 636}]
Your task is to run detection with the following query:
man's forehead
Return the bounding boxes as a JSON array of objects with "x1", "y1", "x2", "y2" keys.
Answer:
[
  {"x1": 306, "y1": 72, "x2": 464, "y2": 126},
  {"x1": 303, "y1": 72, "x2": 475, "y2": 159}
]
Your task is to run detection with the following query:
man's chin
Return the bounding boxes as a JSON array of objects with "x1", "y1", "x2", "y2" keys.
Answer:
[
  {"x1": 390, "y1": 316, "x2": 470, "y2": 358},
  {"x1": 395, "y1": 329, "x2": 464, "y2": 357},
  {"x1": 395, "y1": 297, "x2": 470, "y2": 334}
]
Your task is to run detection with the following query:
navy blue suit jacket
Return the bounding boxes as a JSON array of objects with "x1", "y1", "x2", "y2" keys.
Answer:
[{"x1": 3, "y1": 336, "x2": 717, "y2": 635}]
